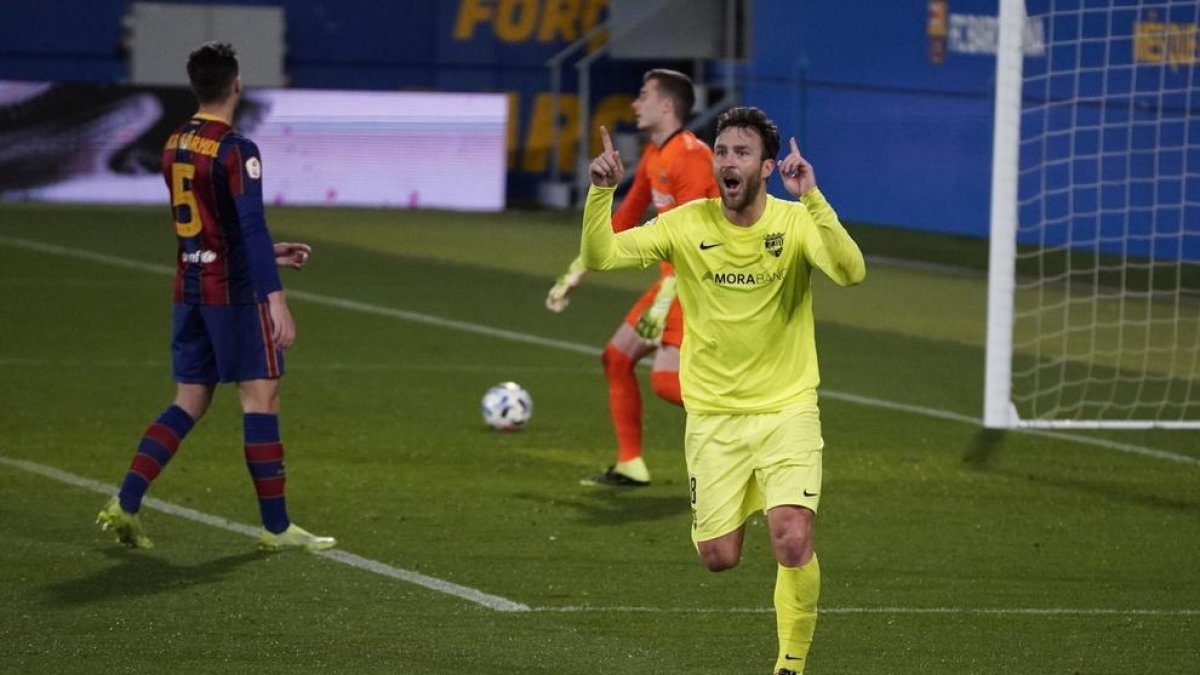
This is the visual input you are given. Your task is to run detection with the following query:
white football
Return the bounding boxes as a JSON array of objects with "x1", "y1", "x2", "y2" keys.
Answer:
[{"x1": 481, "y1": 382, "x2": 533, "y2": 431}]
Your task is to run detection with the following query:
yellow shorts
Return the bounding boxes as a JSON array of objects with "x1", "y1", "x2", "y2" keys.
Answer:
[{"x1": 685, "y1": 403, "x2": 824, "y2": 545}]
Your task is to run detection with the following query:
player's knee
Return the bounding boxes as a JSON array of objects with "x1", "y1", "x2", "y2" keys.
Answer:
[
  {"x1": 650, "y1": 371, "x2": 683, "y2": 406},
  {"x1": 601, "y1": 344, "x2": 633, "y2": 376},
  {"x1": 770, "y1": 528, "x2": 812, "y2": 567},
  {"x1": 773, "y1": 538, "x2": 808, "y2": 567},
  {"x1": 174, "y1": 385, "x2": 214, "y2": 421},
  {"x1": 768, "y1": 508, "x2": 813, "y2": 566},
  {"x1": 698, "y1": 545, "x2": 740, "y2": 572}
]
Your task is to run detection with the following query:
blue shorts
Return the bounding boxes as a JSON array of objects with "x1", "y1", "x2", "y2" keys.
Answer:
[{"x1": 172, "y1": 302, "x2": 284, "y2": 384}]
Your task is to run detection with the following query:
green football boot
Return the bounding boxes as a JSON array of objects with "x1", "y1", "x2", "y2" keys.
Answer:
[
  {"x1": 257, "y1": 523, "x2": 337, "y2": 552},
  {"x1": 96, "y1": 497, "x2": 153, "y2": 549}
]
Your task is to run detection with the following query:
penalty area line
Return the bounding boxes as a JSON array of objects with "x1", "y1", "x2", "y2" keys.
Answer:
[{"x1": 0, "y1": 455, "x2": 529, "y2": 613}]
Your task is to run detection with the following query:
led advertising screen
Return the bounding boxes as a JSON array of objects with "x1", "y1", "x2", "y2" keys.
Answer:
[{"x1": 0, "y1": 82, "x2": 507, "y2": 211}]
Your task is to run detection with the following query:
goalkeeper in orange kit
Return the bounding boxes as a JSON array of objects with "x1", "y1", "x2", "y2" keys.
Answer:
[{"x1": 546, "y1": 69, "x2": 718, "y2": 486}]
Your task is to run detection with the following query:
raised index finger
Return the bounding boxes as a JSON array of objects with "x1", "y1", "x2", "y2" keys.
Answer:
[
  {"x1": 600, "y1": 126, "x2": 614, "y2": 154},
  {"x1": 789, "y1": 136, "x2": 801, "y2": 156}
]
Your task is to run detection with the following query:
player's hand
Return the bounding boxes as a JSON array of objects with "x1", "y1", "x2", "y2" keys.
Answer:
[
  {"x1": 274, "y1": 242, "x2": 312, "y2": 270},
  {"x1": 779, "y1": 137, "x2": 816, "y2": 198},
  {"x1": 635, "y1": 276, "x2": 676, "y2": 345},
  {"x1": 267, "y1": 291, "x2": 295, "y2": 350},
  {"x1": 546, "y1": 268, "x2": 586, "y2": 313},
  {"x1": 589, "y1": 126, "x2": 624, "y2": 188}
]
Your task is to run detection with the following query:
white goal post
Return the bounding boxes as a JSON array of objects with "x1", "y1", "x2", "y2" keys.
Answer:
[{"x1": 985, "y1": 0, "x2": 1200, "y2": 429}]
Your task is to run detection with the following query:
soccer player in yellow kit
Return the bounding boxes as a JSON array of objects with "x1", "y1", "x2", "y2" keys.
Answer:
[{"x1": 580, "y1": 107, "x2": 866, "y2": 675}]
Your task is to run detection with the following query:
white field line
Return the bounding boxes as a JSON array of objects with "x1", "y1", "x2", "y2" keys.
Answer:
[
  {"x1": 533, "y1": 605, "x2": 1199, "y2": 616},
  {"x1": 4, "y1": 453, "x2": 1195, "y2": 620},
  {"x1": 0, "y1": 455, "x2": 529, "y2": 613},
  {"x1": 2, "y1": 234, "x2": 1196, "y2": 467}
]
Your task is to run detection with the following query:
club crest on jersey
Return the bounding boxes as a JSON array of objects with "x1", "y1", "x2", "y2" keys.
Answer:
[
  {"x1": 764, "y1": 232, "x2": 785, "y2": 258},
  {"x1": 245, "y1": 156, "x2": 262, "y2": 180}
]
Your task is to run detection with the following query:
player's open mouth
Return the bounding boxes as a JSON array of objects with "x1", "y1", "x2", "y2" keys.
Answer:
[{"x1": 722, "y1": 175, "x2": 742, "y2": 194}]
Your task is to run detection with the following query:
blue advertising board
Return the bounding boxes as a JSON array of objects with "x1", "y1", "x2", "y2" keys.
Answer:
[
  {"x1": 744, "y1": 0, "x2": 1030, "y2": 237},
  {"x1": 1, "y1": 0, "x2": 1195, "y2": 257},
  {"x1": 744, "y1": 0, "x2": 1198, "y2": 261}
]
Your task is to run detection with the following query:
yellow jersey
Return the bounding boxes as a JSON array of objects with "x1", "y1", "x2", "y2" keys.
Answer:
[{"x1": 581, "y1": 185, "x2": 866, "y2": 413}]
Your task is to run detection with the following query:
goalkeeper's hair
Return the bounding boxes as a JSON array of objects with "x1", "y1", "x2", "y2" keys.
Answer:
[
  {"x1": 644, "y1": 68, "x2": 696, "y2": 121},
  {"x1": 716, "y1": 106, "x2": 780, "y2": 161},
  {"x1": 187, "y1": 42, "x2": 239, "y2": 104}
]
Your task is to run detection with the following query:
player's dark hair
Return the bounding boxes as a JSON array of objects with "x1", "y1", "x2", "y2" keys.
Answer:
[
  {"x1": 716, "y1": 106, "x2": 781, "y2": 161},
  {"x1": 187, "y1": 42, "x2": 239, "y2": 104},
  {"x1": 644, "y1": 69, "x2": 696, "y2": 121}
]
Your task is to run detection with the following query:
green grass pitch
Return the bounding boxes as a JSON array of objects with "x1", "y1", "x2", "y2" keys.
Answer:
[{"x1": 0, "y1": 202, "x2": 1196, "y2": 674}]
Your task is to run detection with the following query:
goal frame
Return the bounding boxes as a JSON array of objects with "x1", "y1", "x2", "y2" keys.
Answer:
[{"x1": 983, "y1": 0, "x2": 1200, "y2": 430}]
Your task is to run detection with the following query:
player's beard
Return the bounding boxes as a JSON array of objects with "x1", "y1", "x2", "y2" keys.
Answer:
[{"x1": 719, "y1": 169, "x2": 762, "y2": 213}]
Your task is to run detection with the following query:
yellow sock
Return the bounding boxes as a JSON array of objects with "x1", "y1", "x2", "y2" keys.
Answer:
[{"x1": 773, "y1": 553, "x2": 820, "y2": 674}]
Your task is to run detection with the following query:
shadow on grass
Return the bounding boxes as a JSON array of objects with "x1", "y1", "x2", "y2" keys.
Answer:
[
  {"x1": 962, "y1": 428, "x2": 1007, "y2": 469},
  {"x1": 962, "y1": 429, "x2": 1199, "y2": 513},
  {"x1": 43, "y1": 548, "x2": 264, "y2": 607},
  {"x1": 1002, "y1": 470, "x2": 1200, "y2": 514},
  {"x1": 513, "y1": 489, "x2": 690, "y2": 526}
]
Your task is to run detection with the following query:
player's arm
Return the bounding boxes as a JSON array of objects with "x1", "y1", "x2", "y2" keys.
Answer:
[
  {"x1": 229, "y1": 139, "x2": 295, "y2": 348},
  {"x1": 547, "y1": 147, "x2": 653, "y2": 312},
  {"x1": 545, "y1": 255, "x2": 587, "y2": 313},
  {"x1": 582, "y1": 187, "x2": 669, "y2": 271},
  {"x1": 611, "y1": 159, "x2": 652, "y2": 232},
  {"x1": 800, "y1": 189, "x2": 865, "y2": 286},
  {"x1": 581, "y1": 128, "x2": 670, "y2": 272},
  {"x1": 779, "y1": 137, "x2": 866, "y2": 287}
]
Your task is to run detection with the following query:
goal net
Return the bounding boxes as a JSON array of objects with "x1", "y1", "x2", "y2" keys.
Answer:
[{"x1": 985, "y1": 0, "x2": 1200, "y2": 428}]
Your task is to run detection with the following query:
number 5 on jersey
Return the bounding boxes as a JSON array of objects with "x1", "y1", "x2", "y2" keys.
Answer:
[{"x1": 171, "y1": 163, "x2": 201, "y2": 237}]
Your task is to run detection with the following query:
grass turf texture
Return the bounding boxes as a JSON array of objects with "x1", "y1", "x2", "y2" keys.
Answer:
[{"x1": 0, "y1": 202, "x2": 1197, "y2": 674}]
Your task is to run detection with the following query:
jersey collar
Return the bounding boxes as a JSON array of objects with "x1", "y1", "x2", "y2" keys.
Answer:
[
  {"x1": 657, "y1": 127, "x2": 685, "y2": 149},
  {"x1": 193, "y1": 112, "x2": 231, "y2": 124}
]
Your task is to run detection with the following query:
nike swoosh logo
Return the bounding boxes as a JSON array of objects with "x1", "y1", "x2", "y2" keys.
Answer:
[
  {"x1": 699, "y1": 242, "x2": 723, "y2": 250},
  {"x1": 803, "y1": 490, "x2": 819, "y2": 497},
  {"x1": 785, "y1": 654, "x2": 805, "y2": 661}
]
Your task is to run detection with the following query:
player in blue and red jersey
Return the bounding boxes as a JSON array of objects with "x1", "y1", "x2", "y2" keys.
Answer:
[{"x1": 97, "y1": 42, "x2": 334, "y2": 552}]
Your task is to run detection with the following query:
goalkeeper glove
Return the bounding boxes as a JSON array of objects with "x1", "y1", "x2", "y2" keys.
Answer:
[
  {"x1": 545, "y1": 257, "x2": 587, "y2": 313},
  {"x1": 635, "y1": 275, "x2": 677, "y2": 344}
]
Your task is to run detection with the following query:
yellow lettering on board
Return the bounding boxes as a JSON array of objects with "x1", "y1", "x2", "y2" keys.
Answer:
[
  {"x1": 523, "y1": 92, "x2": 579, "y2": 173},
  {"x1": 583, "y1": 0, "x2": 609, "y2": 50},
  {"x1": 538, "y1": 0, "x2": 581, "y2": 42},
  {"x1": 455, "y1": 0, "x2": 610, "y2": 46},
  {"x1": 590, "y1": 94, "x2": 635, "y2": 156},
  {"x1": 454, "y1": 0, "x2": 493, "y2": 40},
  {"x1": 496, "y1": 0, "x2": 538, "y2": 42},
  {"x1": 1135, "y1": 20, "x2": 1199, "y2": 69},
  {"x1": 521, "y1": 93, "x2": 632, "y2": 173}
]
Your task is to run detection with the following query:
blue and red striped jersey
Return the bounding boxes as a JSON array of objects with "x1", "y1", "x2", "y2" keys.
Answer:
[{"x1": 161, "y1": 113, "x2": 282, "y2": 305}]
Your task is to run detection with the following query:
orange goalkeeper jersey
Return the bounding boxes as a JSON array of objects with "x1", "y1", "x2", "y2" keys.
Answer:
[{"x1": 612, "y1": 129, "x2": 718, "y2": 276}]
